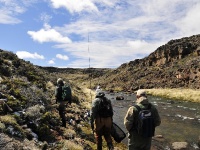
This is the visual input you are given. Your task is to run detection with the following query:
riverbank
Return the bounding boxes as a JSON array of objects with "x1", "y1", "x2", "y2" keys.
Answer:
[{"x1": 145, "y1": 88, "x2": 200, "y2": 103}]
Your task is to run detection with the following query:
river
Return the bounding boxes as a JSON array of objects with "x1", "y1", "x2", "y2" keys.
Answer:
[{"x1": 105, "y1": 91, "x2": 200, "y2": 149}]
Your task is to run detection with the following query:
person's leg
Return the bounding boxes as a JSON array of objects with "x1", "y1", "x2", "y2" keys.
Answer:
[
  {"x1": 58, "y1": 103, "x2": 66, "y2": 127},
  {"x1": 128, "y1": 138, "x2": 151, "y2": 150},
  {"x1": 95, "y1": 129, "x2": 103, "y2": 150},
  {"x1": 103, "y1": 126, "x2": 114, "y2": 150}
]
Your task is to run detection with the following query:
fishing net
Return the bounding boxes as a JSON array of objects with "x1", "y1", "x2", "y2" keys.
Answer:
[{"x1": 111, "y1": 122, "x2": 126, "y2": 143}]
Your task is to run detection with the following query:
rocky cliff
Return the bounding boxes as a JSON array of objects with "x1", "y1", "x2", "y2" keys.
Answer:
[{"x1": 91, "y1": 34, "x2": 200, "y2": 91}]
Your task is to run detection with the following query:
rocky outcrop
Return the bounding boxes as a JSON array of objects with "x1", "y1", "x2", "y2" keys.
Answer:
[
  {"x1": 92, "y1": 34, "x2": 200, "y2": 91},
  {"x1": 146, "y1": 35, "x2": 200, "y2": 66}
]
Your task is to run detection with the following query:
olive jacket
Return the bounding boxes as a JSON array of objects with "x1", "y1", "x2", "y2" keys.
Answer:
[{"x1": 124, "y1": 96, "x2": 161, "y2": 150}]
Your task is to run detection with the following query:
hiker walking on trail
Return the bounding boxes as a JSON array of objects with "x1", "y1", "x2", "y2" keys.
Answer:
[
  {"x1": 90, "y1": 91, "x2": 114, "y2": 150},
  {"x1": 55, "y1": 78, "x2": 72, "y2": 127},
  {"x1": 124, "y1": 89, "x2": 161, "y2": 150}
]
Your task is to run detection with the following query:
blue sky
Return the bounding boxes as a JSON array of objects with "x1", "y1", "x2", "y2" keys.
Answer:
[{"x1": 0, "y1": 0, "x2": 200, "y2": 68}]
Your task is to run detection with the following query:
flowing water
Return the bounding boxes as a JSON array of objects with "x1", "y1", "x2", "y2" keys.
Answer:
[{"x1": 105, "y1": 92, "x2": 200, "y2": 149}]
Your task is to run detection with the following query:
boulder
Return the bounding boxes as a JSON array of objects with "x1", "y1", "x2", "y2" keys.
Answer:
[
  {"x1": 116, "y1": 96, "x2": 124, "y2": 100},
  {"x1": 172, "y1": 142, "x2": 188, "y2": 150}
]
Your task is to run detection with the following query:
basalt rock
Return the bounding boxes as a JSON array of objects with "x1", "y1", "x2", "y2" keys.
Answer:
[{"x1": 94, "y1": 34, "x2": 200, "y2": 91}]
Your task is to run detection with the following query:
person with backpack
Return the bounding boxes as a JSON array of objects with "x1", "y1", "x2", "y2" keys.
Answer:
[
  {"x1": 90, "y1": 91, "x2": 114, "y2": 150},
  {"x1": 55, "y1": 78, "x2": 72, "y2": 127},
  {"x1": 124, "y1": 89, "x2": 161, "y2": 150}
]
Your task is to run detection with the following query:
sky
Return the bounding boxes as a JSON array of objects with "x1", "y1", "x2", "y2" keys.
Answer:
[{"x1": 0, "y1": 0, "x2": 200, "y2": 68}]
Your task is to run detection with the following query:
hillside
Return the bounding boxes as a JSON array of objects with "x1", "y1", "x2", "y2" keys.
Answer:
[
  {"x1": 91, "y1": 34, "x2": 200, "y2": 92},
  {"x1": 1, "y1": 50, "x2": 127, "y2": 149}
]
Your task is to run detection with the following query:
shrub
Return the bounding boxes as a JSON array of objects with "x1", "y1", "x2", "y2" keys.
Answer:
[
  {"x1": 0, "y1": 65, "x2": 12, "y2": 77},
  {"x1": 62, "y1": 140, "x2": 83, "y2": 150},
  {"x1": 0, "y1": 115, "x2": 25, "y2": 138},
  {"x1": 25, "y1": 105, "x2": 45, "y2": 121}
]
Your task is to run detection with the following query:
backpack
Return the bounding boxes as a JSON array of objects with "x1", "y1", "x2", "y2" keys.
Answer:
[
  {"x1": 62, "y1": 84, "x2": 72, "y2": 103},
  {"x1": 98, "y1": 97, "x2": 113, "y2": 118},
  {"x1": 134, "y1": 104, "x2": 155, "y2": 138}
]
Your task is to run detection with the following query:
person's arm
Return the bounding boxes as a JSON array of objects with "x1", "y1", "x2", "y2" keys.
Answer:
[
  {"x1": 68, "y1": 86, "x2": 72, "y2": 104},
  {"x1": 153, "y1": 106, "x2": 161, "y2": 127},
  {"x1": 55, "y1": 87, "x2": 58, "y2": 103},
  {"x1": 124, "y1": 106, "x2": 135, "y2": 131},
  {"x1": 90, "y1": 99, "x2": 98, "y2": 131},
  {"x1": 108, "y1": 99, "x2": 114, "y2": 118}
]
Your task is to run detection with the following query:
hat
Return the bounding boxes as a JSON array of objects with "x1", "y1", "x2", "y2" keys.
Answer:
[
  {"x1": 96, "y1": 91, "x2": 105, "y2": 97},
  {"x1": 57, "y1": 78, "x2": 64, "y2": 85},
  {"x1": 136, "y1": 89, "x2": 146, "y2": 96}
]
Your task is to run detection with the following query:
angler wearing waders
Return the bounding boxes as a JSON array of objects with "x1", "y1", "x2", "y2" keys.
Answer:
[
  {"x1": 55, "y1": 78, "x2": 72, "y2": 127},
  {"x1": 90, "y1": 91, "x2": 114, "y2": 150},
  {"x1": 124, "y1": 89, "x2": 161, "y2": 150}
]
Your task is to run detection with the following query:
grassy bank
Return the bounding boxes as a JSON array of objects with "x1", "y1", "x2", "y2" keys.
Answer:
[{"x1": 145, "y1": 88, "x2": 200, "y2": 103}]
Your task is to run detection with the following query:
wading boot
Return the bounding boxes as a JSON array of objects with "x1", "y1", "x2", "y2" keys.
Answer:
[{"x1": 107, "y1": 142, "x2": 114, "y2": 150}]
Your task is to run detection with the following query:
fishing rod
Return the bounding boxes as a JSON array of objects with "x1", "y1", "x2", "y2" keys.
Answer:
[{"x1": 88, "y1": 31, "x2": 93, "y2": 102}]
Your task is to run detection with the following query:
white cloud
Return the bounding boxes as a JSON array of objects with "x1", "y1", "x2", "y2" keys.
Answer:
[
  {"x1": 127, "y1": 40, "x2": 163, "y2": 55},
  {"x1": 174, "y1": 3, "x2": 200, "y2": 37},
  {"x1": 16, "y1": 51, "x2": 45, "y2": 59},
  {"x1": 56, "y1": 54, "x2": 69, "y2": 60},
  {"x1": 0, "y1": 0, "x2": 24, "y2": 24},
  {"x1": 27, "y1": 24, "x2": 72, "y2": 43},
  {"x1": 0, "y1": 10, "x2": 21, "y2": 24},
  {"x1": 53, "y1": 38, "x2": 164, "y2": 68},
  {"x1": 40, "y1": 13, "x2": 52, "y2": 24},
  {"x1": 49, "y1": 0, "x2": 98, "y2": 13},
  {"x1": 0, "y1": 0, "x2": 39, "y2": 24},
  {"x1": 48, "y1": 59, "x2": 55, "y2": 64}
]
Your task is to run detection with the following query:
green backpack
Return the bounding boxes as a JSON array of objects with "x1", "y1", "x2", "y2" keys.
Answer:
[{"x1": 62, "y1": 84, "x2": 72, "y2": 103}]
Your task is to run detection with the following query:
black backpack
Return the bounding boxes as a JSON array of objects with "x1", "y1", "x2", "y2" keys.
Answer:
[
  {"x1": 134, "y1": 104, "x2": 155, "y2": 137},
  {"x1": 98, "y1": 97, "x2": 113, "y2": 118}
]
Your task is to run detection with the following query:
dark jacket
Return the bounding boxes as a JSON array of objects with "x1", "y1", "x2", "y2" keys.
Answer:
[
  {"x1": 90, "y1": 96, "x2": 113, "y2": 131},
  {"x1": 55, "y1": 82, "x2": 64, "y2": 103}
]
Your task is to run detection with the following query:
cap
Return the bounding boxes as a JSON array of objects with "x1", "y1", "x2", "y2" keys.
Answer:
[
  {"x1": 57, "y1": 78, "x2": 64, "y2": 85},
  {"x1": 96, "y1": 91, "x2": 105, "y2": 97},
  {"x1": 136, "y1": 89, "x2": 146, "y2": 97}
]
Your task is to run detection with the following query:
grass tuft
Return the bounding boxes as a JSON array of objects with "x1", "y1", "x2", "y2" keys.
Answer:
[{"x1": 146, "y1": 88, "x2": 200, "y2": 103}]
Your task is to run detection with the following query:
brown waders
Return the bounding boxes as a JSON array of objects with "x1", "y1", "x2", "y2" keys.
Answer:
[{"x1": 94, "y1": 117, "x2": 114, "y2": 150}]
